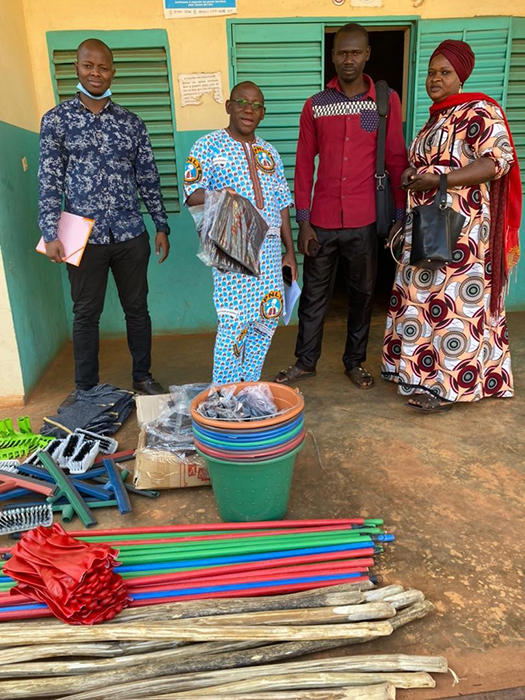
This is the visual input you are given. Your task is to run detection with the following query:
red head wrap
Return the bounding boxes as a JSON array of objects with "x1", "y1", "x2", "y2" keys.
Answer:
[{"x1": 430, "y1": 40, "x2": 475, "y2": 85}]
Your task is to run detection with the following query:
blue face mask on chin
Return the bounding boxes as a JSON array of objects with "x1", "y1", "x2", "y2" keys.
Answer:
[{"x1": 77, "y1": 82, "x2": 112, "y2": 100}]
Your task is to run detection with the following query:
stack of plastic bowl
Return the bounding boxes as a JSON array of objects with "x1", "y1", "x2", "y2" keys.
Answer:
[{"x1": 191, "y1": 382, "x2": 305, "y2": 522}]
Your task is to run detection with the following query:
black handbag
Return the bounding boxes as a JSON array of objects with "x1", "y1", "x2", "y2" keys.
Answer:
[
  {"x1": 375, "y1": 80, "x2": 396, "y2": 238},
  {"x1": 410, "y1": 174, "x2": 465, "y2": 270}
]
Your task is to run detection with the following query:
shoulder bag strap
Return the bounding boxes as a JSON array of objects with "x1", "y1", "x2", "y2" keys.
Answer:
[
  {"x1": 375, "y1": 80, "x2": 389, "y2": 189},
  {"x1": 438, "y1": 174, "x2": 448, "y2": 209}
]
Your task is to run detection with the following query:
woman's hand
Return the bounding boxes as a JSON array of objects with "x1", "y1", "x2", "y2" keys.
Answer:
[
  {"x1": 404, "y1": 172, "x2": 440, "y2": 192},
  {"x1": 401, "y1": 167, "x2": 418, "y2": 189},
  {"x1": 282, "y1": 250, "x2": 298, "y2": 281}
]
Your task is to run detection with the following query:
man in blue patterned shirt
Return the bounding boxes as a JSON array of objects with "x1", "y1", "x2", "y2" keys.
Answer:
[{"x1": 38, "y1": 39, "x2": 170, "y2": 401}]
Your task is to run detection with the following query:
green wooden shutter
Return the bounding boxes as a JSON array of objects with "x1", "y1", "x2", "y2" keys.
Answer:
[
  {"x1": 231, "y1": 22, "x2": 323, "y2": 201},
  {"x1": 52, "y1": 47, "x2": 179, "y2": 212},
  {"x1": 413, "y1": 18, "x2": 512, "y2": 137},
  {"x1": 507, "y1": 19, "x2": 525, "y2": 182},
  {"x1": 506, "y1": 18, "x2": 525, "y2": 310}
]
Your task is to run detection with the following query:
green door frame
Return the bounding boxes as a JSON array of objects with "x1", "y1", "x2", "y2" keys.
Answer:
[{"x1": 227, "y1": 15, "x2": 420, "y2": 137}]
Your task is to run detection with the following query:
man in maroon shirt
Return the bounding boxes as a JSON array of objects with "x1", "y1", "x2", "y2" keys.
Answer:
[{"x1": 276, "y1": 23, "x2": 408, "y2": 389}]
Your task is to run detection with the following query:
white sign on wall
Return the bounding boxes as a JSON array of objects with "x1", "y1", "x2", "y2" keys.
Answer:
[
  {"x1": 178, "y1": 72, "x2": 224, "y2": 107},
  {"x1": 164, "y1": 0, "x2": 237, "y2": 19}
]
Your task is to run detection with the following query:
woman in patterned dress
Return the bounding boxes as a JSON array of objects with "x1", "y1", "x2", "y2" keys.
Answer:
[{"x1": 382, "y1": 40, "x2": 522, "y2": 412}]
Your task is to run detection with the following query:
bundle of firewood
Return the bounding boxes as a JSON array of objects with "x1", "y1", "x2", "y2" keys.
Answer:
[{"x1": 0, "y1": 582, "x2": 450, "y2": 699}]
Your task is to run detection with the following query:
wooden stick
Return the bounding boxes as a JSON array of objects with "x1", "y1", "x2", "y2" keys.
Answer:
[
  {"x1": 0, "y1": 620, "x2": 393, "y2": 645},
  {"x1": 333, "y1": 599, "x2": 435, "y2": 651},
  {"x1": 149, "y1": 684, "x2": 397, "y2": 699},
  {"x1": 390, "y1": 600, "x2": 434, "y2": 631},
  {"x1": 363, "y1": 585, "x2": 405, "y2": 601},
  {"x1": 0, "y1": 642, "x2": 264, "y2": 674},
  {"x1": 0, "y1": 642, "x2": 202, "y2": 666},
  {"x1": 109, "y1": 588, "x2": 370, "y2": 624},
  {"x1": 0, "y1": 652, "x2": 448, "y2": 680},
  {"x1": 120, "y1": 603, "x2": 396, "y2": 628},
  {"x1": 291, "y1": 581, "x2": 375, "y2": 595},
  {"x1": 382, "y1": 590, "x2": 425, "y2": 610},
  {"x1": 45, "y1": 652, "x2": 445, "y2": 700},
  {"x1": 137, "y1": 671, "x2": 436, "y2": 695}
]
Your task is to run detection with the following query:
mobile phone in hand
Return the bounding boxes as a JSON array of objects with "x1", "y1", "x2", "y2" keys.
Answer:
[
  {"x1": 282, "y1": 265, "x2": 293, "y2": 286},
  {"x1": 308, "y1": 239, "x2": 321, "y2": 257}
]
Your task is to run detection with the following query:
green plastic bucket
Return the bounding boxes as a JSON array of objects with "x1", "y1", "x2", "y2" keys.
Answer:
[{"x1": 196, "y1": 443, "x2": 303, "y2": 522}]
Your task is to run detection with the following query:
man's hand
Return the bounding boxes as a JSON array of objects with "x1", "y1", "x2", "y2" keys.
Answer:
[
  {"x1": 384, "y1": 219, "x2": 404, "y2": 249},
  {"x1": 297, "y1": 221, "x2": 318, "y2": 256},
  {"x1": 282, "y1": 250, "x2": 298, "y2": 281},
  {"x1": 45, "y1": 240, "x2": 66, "y2": 263},
  {"x1": 155, "y1": 232, "x2": 170, "y2": 263}
]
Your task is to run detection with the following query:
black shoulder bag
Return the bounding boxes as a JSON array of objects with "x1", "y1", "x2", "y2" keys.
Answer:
[
  {"x1": 375, "y1": 80, "x2": 396, "y2": 238},
  {"x1": 409, "y1": 173, "x2": 466, "y2": 270}
]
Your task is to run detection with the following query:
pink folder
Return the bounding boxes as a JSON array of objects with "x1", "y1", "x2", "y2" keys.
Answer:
[{"x1": 36, "y1": 212, "x2": 94, "y2": 267}]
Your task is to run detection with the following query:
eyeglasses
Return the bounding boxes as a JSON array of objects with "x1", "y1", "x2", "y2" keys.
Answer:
[{"x1": 231, "y1": 98, "x2": 265, "y2": 111}]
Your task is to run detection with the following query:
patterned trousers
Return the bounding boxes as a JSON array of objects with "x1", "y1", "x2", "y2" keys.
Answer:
[{"x1": 212, "y1": 229, "x2": 284, "y2": 384}]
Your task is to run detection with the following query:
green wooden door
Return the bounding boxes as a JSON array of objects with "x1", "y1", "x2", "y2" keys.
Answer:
[
  {"x1": 507, "y1": 19, "x2": 525, "y2": 182},
  {"x1": 230, "y1": 22, "x2": 324, "y2": 201},
  {"x1": 413, "y1": 18, "x2": 512, "y2": 137}
]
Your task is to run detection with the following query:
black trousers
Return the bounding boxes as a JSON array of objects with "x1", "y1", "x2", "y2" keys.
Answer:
[
  {"x1": 295, "y1": 224, "x2": 377, "y2": 372},
  {"x1": 67, "y1": 232, "x2": 152, "y2": 390}
]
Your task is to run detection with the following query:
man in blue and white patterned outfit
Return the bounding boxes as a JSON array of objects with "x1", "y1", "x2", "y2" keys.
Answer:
[
  {"x1": 184, "y1": 82, "x2": 297, "y2": 384},
  {"x1": 38, "y1": 39, "x2": 170, "y2": 404}
]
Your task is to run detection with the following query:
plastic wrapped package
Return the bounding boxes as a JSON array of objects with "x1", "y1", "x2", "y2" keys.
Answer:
[
  {"x1": 197, "y1": 190, "x2": 269, "y2": 276},
  {"x1": 143, "y1": 383, "x2": 210, "y2": 455},
  {"x1": 134, "y1": 384, "x2": 211, "y2": 490},
  {"x1": 197, "y1": 383, "x2": 280, "y2": 422}
]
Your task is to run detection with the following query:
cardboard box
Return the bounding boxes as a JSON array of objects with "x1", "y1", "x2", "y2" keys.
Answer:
[{"x1": 134, "y1": 394, "x2": 210, "y2": 490}]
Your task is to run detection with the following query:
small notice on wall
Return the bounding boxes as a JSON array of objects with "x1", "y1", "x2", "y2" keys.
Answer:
[
  {"x1": 179, "y1": 72, "x2": 224, "y2": 107},
  {"x1": 164, "y1": 0, "x2": 237, "y2": 18}
]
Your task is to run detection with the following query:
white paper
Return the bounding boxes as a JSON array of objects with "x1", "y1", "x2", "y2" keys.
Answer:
[
  {"x1": 283, "y1": 281, "x2": 301, "y2": 326},
  {"x1": 178, "y1": 72, "x2": 224, "y2": 107}
]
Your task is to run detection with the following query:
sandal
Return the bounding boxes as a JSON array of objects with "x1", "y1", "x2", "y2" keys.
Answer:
[
  {"x1": 406, "y1": 393, "x2": 452, "y2": 413},
  {"x1": 345, "y1": 366, "x2": 375, "y2": 389},
  {"x1": 274, "y1": 365, "x2": 317, "y2": 384}
]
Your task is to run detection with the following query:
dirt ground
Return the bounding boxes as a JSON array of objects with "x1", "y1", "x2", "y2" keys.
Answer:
[{"x1": 1, "y1": 305, "x2": 524, "y2": 699}]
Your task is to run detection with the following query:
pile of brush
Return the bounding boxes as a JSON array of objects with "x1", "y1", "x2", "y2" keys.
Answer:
[{"x1": 0, "y1": 581, "x2": 451, "y2": 700}]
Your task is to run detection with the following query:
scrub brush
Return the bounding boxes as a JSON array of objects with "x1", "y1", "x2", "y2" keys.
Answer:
[
  {"x1": 75, "y1": 429, "x2": 118, "y2": 455},
  {"x1": 0, "y1": 503, "x2": 53, "y2": 536},
  {"x1": 0, "y1": 461, "x2": 19, "y2": 473}
]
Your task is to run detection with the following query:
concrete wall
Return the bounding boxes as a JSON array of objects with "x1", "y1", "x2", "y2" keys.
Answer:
[{"x1": 0, "y1": 0, "x2": 68, "y2": 400}]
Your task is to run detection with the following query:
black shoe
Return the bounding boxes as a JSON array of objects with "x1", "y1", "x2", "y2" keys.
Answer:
[
  {"x1": 132, "y1": 378, "x2": 167, "y2": 395},
  {"x1": 59, "y1": 391, "x2": 80, "y2": 410}
]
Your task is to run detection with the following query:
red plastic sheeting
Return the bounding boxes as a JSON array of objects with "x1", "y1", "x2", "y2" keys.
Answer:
[{"x1": 3, "y1": 523, "x2": 129, "y2": 625}]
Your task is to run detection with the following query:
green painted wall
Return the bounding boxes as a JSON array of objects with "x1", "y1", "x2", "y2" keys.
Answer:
[
  {"x1": 505, "y1": 196, "x2": 525, "y2": 311},
  {"x1": 59, "y1": 129, "x2": 218, "y2": 336},
  {"x1": 0, "y1": 120, "x2": 69, "y2": 392}
]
